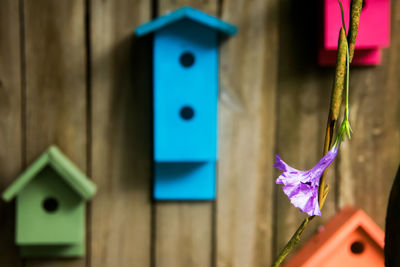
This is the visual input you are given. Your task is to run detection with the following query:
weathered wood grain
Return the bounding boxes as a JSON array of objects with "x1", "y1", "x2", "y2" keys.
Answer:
[
  {"x1": 89, "y1": 0, "x2": 153, "y2": 266},
  {"x1": 337, "y1": 0, "x2": 400, "y2": 228},
  {"x1": 155, "y1": 203, "x2": 213, "y2": 267},
  {"x1": 0, "y1": 0, "x2": 22, "y2": 266},
  {"x1": 159, "y1": 0, "x2": 218, "y2": 16},
  {"x1": 153, "y1": 2, "x2": 215, "y2": 267},
  {"x1": 274, "y1": 0, "x2": 338, "y2": 259},
  {"x1": 22, "y1": 0, "x2": 87, "y2": 266},
  {"x1": 216, "y1": 0, "x2": 278, "y2": 266}
]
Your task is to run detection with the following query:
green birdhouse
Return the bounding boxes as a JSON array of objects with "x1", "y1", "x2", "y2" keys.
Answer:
[{"x1": 2, "y1": 146, "x2": 96, "y2": 258}]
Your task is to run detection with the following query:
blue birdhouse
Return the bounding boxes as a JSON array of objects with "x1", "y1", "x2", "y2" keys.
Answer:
[{"x1": 136, "y1": 7, "x2": 237, "y2": 200}]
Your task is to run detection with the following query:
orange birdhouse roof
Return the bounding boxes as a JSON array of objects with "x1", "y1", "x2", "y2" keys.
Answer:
[{"x1": 285, "y1": 206, "x2": 384, "y2": 267}]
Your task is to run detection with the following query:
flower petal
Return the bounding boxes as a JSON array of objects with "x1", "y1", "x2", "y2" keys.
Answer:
[
  {"x1": 273, "y1": 147, "x2": 338, "y2": 217},
  {"x1": 273, "y1": 154, "x2": 298, "y2": 173}
]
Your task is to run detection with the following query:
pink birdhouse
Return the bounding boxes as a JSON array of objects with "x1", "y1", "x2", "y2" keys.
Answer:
[
  {"x1": 319, "y1": 0, "x2": 390, "y2": 66},
  {"x1": 285, "y1": 206, "x2": 384, "y2": 267}
]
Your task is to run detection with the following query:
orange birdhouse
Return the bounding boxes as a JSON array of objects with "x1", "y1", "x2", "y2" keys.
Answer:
[{"x1": 285, "y1": 206, "x2": 384, "y2": 267}]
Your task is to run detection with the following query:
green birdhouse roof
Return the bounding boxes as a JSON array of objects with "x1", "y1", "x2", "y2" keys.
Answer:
[{"x1": 2, "y1": 146, "x2": 96, "y2": 202}]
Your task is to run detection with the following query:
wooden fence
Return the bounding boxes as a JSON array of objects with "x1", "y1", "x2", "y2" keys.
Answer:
[{"x1": 0, "y1": 0, "x2": 399, "y2": 266}]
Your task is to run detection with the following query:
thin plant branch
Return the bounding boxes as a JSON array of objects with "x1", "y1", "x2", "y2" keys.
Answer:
[
  {"x1": 271, "y1": 1, "x2": 362, "y2": 266},
  {"x1": 318, "y1": 27, "x2": 347, "y2": 203}
]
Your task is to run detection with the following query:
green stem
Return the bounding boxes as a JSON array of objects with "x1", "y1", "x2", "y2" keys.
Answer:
[
  {"x1": 345, "y1": 41, "x2": 350, "y2": 119},
  {"x1": 338, "y1": 0, "x2": 350, "y2": 119},
  {"x1": 271, "y1": 217, "x2": 313, "y2": 267},
  {"x1": 333, "y1": 29, "x2": 352, "y2": 147},
  {"x1": 318, "y1": 26, "x2": 347, "y2": 205},
  {"x1": 271, "y1": 2, "x2": 360, "y2": 266}
]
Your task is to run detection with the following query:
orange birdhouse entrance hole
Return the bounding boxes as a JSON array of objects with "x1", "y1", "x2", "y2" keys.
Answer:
[{"x1": 285, "y1": 206, "x2": 384, "y2": 267}]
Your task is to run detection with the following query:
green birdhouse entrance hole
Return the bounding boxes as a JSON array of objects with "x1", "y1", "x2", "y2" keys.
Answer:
[{"x1": 2, "y1": 146, "x2": 96, "y2": 258}]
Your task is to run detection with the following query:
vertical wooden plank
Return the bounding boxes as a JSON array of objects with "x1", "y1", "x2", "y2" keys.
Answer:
[
  {"x1": 274, "y1": 0, "x2": 338, "y2": 256},
  {"x1": 154, "y1": 2, "x2": 216, "y2": 267},
  {"x1": 23, "y1": 0, "x2": 87, "y2": 266},
  {"x1": 216, "y1": 0, "x2": 278, "y2": 266},
  {"x1": 0, "y1": 1, "x2": 23, "y2": 266},
  {"x1": 337, "y1": 0, "x2": 400, "y2": 228},
  {"x1": 89, "y1": 0, "x2": 153, "y2": 266},
  {"x1": 158, "y1": 0, "x2": 218, "y2": 16},
  {"x1": 155, "y1": 203, "x2": 213, "y2": 267}
]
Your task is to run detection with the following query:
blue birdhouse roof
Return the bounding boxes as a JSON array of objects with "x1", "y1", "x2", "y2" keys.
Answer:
[{"x1": 136, "y1": 7, "x2": 237, "y2": 37}]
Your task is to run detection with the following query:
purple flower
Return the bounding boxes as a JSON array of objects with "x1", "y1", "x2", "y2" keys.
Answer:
[{"x1": 274, "y1": 146, "x2": 339, "y2": 216}]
